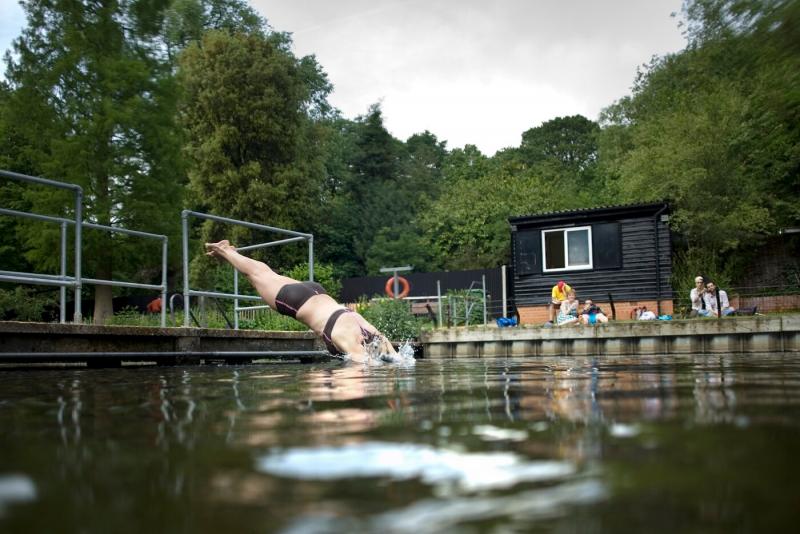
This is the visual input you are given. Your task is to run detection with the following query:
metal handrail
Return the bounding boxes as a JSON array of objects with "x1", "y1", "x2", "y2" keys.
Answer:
[
  {"x1": 181, "y1": 210, "x2": 314, "y2": 328},
  {"x1": 0, "y1": 170, "x2": 82, "y2": 322},
  {"x1": 1, "y1": 171, "x2": 168, "y2": 325}
]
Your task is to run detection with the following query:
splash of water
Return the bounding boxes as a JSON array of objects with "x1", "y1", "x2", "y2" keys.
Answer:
[{"x1": 362, "y1": 337, "x2": 416, "y2": 366}]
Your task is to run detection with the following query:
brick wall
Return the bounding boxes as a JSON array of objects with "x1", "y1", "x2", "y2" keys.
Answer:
[
  {"x1": 729, "y1": 294, "x2": 800, "y2": 313},
  {"x1": 519, "y1": 299, "x2": 674, "y2": 324}
]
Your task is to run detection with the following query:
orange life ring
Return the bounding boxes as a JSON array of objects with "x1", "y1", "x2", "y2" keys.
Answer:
[{"x1": 384, "y1": 276, "x2": 410, "y2": 299}]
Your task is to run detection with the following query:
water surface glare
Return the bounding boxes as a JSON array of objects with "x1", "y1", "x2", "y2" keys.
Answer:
[{"x1": 1, "y1": 354, "x2": 799, "y2": 532}]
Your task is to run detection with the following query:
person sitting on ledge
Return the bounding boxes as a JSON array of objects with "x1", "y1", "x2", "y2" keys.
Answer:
[
  {"x1": 580, "y1": 299, "x2": 608, "y2": 325},
  {"x1": 703, "y1": 281, "x2": 736, "y2": 317},
  {"x1": 690, "y1": 275, "x2": 712, "y2": 317},
  {"x1": 204, "y1": 240, "x2": 395, "y2": 363},
  {"x1": 556, "y1": 290, "x2": 580, "y2": 326},
  {"x1": 632, "y1": 306, "x2": 657, "y2": 320}
]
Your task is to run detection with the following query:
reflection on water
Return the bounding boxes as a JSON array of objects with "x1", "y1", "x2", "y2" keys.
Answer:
[
  {"x1": 0, "y1": 354, "x2": 798, "y2": 532},
  {"x1": 258, "y1": 441, "x2": 575, "y2": 491},
  {"x1": 0, "y1": 475, "x2": 36, "y2": 517}
]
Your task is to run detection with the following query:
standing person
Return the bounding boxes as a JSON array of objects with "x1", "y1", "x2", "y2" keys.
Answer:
[
  {"x1": 704, "y1": 281, "x2": 736, "y2": 317},
  {"x1": 690, "y1": 276, "x2": 711, "y2": 317},
  {"x1": 556, "y1": 290, "x2": 580, "y2": 326},
  {"x1": 546, "y1": 280, "x2": 572, "y2": 326},
  {"x1": 205, "y1": 240, "x2": 396, "y2": 363}
]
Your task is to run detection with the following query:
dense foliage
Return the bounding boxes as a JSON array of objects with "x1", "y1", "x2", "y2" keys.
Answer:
[
  {"x1": 360, "y1": 298, "x2": 426, "y2": 341},
  {"x1": 1, "y1": 0, "x2": 798, "y2": 323}
]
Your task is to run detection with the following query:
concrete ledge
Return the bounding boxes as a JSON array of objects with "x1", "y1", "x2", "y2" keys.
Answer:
[
  {"x1": 420, "y1": 315, "x2": 800, "y2": 358},
  {"x1": 0, "y1": 321, "x2": 325, "y2": 365}
]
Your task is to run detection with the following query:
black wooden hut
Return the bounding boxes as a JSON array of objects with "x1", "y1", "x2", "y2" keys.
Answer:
[{"x1": 509, "y1": 202, "x2": 673, "y2": 323}]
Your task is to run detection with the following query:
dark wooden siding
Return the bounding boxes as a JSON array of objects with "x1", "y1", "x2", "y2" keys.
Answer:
[{"x1": 512, "y1": 215, "x2": 672, "y2": 306}]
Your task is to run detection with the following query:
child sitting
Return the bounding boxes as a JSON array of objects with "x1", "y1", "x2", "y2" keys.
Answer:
[{"x1": 580, "y1": 299, "x2": 609, "y2": 325}]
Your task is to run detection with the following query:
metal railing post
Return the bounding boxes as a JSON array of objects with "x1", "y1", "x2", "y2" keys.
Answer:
[
  {"x1": 308, "y1": 236, "x2": 314, "y2": 281},
  {"x1": 437, "y1": 281, "x2": 443, "y2": 328},
  {"x1": 501, "y1": 265, "x2": 507, "y2": 318},
  {"x1": 482, "y1": 274, "x2": 487, "y2": 325},
  {"x1": 182, "y1": 210, "x2": 190, "y2": 327},
  {"x1": 234, "y1": 270, "x2": 240, "y2": 330},
  {"x1": 59, "y1": 221, "x2": 67, "y2": 324},
  {"x1": 161, "y1": 237, "x2": 168, "y2": 328},
  {"x1": 73, "y1": 189, "x2": 83, "y2": 323}
]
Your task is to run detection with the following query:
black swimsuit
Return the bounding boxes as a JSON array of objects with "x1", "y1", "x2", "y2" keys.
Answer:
[
  {"x1": 274, "y1": 281, "x2": 327, "y2": 318},
  {"x1": 322, "y1": 308, "x2": 380, "y2": 356},
  {"x1": 275, "y1": 282, "x2": 379, "y2": 356},
  {"x1": 322, "y1": 309, "x2": 349, "y2": 355}
]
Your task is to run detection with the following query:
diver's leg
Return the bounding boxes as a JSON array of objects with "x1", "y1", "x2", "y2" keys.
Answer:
[{"x1": 205, "y1": 240, "x2": 293, "y2": 307}]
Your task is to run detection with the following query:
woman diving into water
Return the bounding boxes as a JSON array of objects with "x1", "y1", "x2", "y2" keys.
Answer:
[{"x1": 205, "y1": 240, "x2": 397, "y2": 364}]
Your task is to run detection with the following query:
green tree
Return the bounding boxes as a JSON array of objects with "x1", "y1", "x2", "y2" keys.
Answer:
[
  {"x1": 360, "y1": 130, "x2": 447, "y2": 274},
  {"x1": 519, "y1": 115, "x2": 600, "y2": 176},
  {"x1": 419, "y1": 168, "x2": 563, "y2": 270},
  {"x1": 599, "y1": 0, "x2": 800, "y2": 256},
  {"x1": 365, "y1": 225, "x2": 439, "y2": 274},
  {"x1": 178, "y1": 30, "x2": 332, "y2": 274},
  {"x1": 162, "y1": 0, "x2": 264, "y2": 55},
  {"x1": 319, "y1": 105, "x2": 406, "y2": 275},
  {"x1": 3, "y1": 0, "x2": 187, "y2": 323},
  {"x1": 440, "y1": 144, "x2": 491, "y2": 182},
  {"x1": 403, "y1": 130, "x2": 448, "y2": 201}
]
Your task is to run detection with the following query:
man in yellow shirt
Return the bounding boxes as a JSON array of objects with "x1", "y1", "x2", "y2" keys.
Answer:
[{"x1": 547, "y1": 280, "x2": 572, "y2": 325}]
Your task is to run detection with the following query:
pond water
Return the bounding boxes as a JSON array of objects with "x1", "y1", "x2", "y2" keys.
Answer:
[{"x1": 1, "y1": 354, "x2": 799, "y2": 533}]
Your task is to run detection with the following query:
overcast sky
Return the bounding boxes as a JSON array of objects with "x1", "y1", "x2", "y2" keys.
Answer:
[{"x1": 1, "y1": 0, "x2": 687, "y2": 155}]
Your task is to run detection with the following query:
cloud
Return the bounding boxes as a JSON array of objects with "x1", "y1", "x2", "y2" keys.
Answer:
[
  {"x1": 255, "y1": 0, "x2": 685, "y2": 154},
  {"x1": 0, "y1": 0, "x2": 686, "y2": 154}
]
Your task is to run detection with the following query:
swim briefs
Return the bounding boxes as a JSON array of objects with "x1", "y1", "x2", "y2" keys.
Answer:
[{"x1": 274, "y1": 281, "x2": 327, "y2": 318}]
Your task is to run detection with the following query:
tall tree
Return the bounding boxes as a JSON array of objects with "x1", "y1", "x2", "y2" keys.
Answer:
[
  {"x1": 519, "y1": 115, "x2": 599, "y2": 173},
  {"x1": 419, "y1": 167, "x2": 563, "y2": 270},
  {"x1": 3, "y1": 0, "x2": 187, "y2": 323},
  {"x1": 599, "y1": 0, "x2": 800, "y2": 254},
  {"x1": 178, "y1": 29, "x2": 332, "y2": 271},
  {"x1": 327, "y1": 105, "x2": 405, "y2": 274}
]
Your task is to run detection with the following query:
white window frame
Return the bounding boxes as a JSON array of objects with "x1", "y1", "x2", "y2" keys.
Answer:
[{"x1": 541, "y1": 225, "x2": 593, "y2": 272}]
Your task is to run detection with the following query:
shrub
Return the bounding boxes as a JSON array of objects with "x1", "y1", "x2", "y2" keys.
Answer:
[
  {"x1": 284, "y1": 262, "x2": 341, "y2": 301},
  {"x1": 361, "y1": 297, "x2": 425, "y2": 341},
  {"x1": 672, "y1": 248, "x2": 738, "y2": 307},
  {"x1": 238, "y1": 309, "x2": 308, "y2": 331},
  {"x1": 0, "y1": 286, "x2": 58, "y2": 322},
  {"x1": 445, "y1": 289, "x2": 485, "y2": 326}
]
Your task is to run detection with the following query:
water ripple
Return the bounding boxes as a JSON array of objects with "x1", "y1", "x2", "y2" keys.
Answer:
[
  {"x1": 258, "y1": 441, "x2": 574, "y2": 492},
  {"x1": 0, "y1": 475, "x2": 36, "y2": 516}
]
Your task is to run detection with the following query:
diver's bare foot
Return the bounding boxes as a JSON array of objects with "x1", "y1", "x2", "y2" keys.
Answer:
[{"x1": 205, "y1": 240, "x2": 235, "y2": 258}]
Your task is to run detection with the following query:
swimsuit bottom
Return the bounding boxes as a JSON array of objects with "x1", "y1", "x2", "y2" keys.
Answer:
[
  {"x1": 322, "y1": 308, "x2": 380, "y2": 356},
  {"x1": 274, "y1": 281, "x2": 327, "y2": 318}
]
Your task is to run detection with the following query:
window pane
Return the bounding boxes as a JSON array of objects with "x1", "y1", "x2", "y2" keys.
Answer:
[
  {"x1": 567, "y1": 229, "x2": 589, "y2": 266},
  {"x1": 544, "y1": 231, "x2": 565, "y2": 269}
]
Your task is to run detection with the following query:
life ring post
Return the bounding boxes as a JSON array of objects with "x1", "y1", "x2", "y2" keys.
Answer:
[{"x1": 379, "y1": 265, "x2": 413, "y2": 299}]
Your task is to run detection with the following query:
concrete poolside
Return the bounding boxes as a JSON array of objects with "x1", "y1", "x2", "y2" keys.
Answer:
[
  {"x1": 0, "y1": 321, "x2": 326, "y2": 366},
  {"x1": 420, "y1": 315, "x2": 800, "y2": 358},
  {"x1": 1, "y1": 315, "x2": 798, "y2": 366}
]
